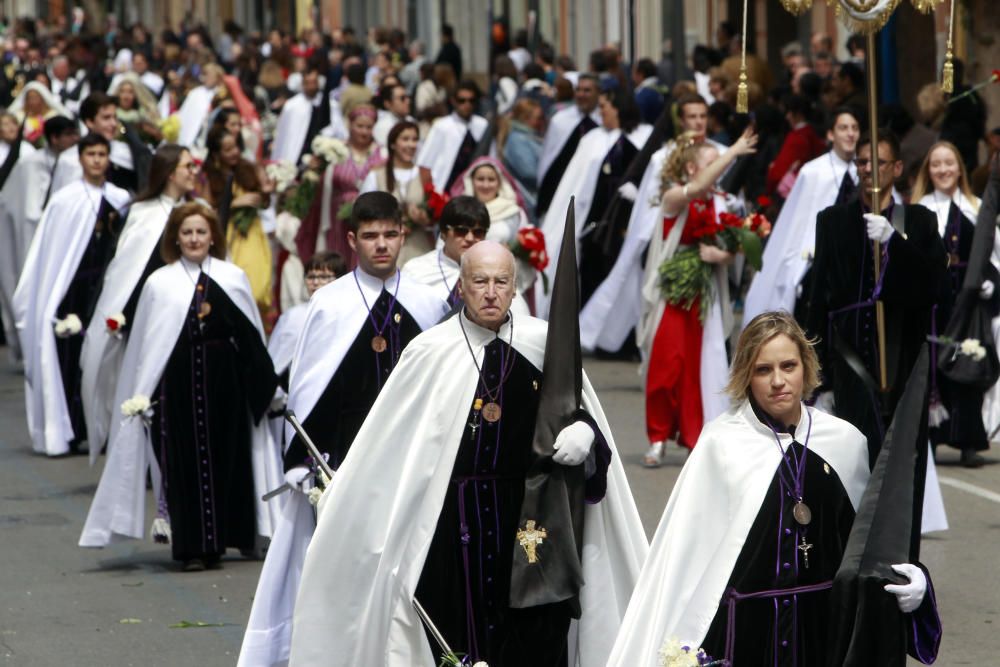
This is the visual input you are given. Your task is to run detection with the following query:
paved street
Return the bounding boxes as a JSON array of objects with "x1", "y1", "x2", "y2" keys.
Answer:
[{"x1": 1, "y1": 353, "x2": 998, "y2": 666}]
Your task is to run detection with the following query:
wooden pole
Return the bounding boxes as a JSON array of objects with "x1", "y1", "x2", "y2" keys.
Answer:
[{"x1": 865, "y1": 30, "x2": 889, "y2": 392}]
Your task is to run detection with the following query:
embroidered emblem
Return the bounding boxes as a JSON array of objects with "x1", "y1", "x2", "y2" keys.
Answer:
[
  {"x1": 394, "y1": 312, "x2": 401, "y2": 323},
  {"x1": 823, "y1": 462, "x2": 831, "y2": 475},
  {"x1": 517, "y1": 520, "x2": 547, "y2": 564},
  {"x1": 532, "y1": 380, "x2": 539, "y2": 391}
]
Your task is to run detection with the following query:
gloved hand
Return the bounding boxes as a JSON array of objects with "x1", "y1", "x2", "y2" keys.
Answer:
[
  {"x1": 884, "y1": 563, "x2": 927, "y2": 613},
  {"x1": 981, "y1": 279, "x2": 995, "y2": 300},
  {"x1": 552, "y1": 421, "x2": 596, "y2": 466},
  {"x1": 270, "y1": 388, "x2": 287, "y2": 413},
  {"x1": 284, "y1": 466, "x2": 313, "y2": 492},
  {"x1": 617, "y1": 181, "x2": 639, "y2": 202},
  {"x1": 814, "y1": 391, "x2": 835, "y2": 413},
  {"x1": 863, "y1": 213, "x2": 894, "y2": 244}
]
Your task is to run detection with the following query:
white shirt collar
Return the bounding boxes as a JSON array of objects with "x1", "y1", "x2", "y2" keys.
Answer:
[
  {"x1": 740, "y1": 399, "x2": 810, "y2": 445},
  {"x1": 458, "y1": 306, "x2": 514, "y2": 348},
  {"x1": 354, "y1": 266, "x2": 400, "y2": 293},
  {"x1": 180, "y1": 255, "x2": 211, "y2": 277}
]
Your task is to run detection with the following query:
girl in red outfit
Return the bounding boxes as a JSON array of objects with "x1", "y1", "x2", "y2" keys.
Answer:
[{"x1": 639, "y1": 129, "x2": 758, "y2": 466}]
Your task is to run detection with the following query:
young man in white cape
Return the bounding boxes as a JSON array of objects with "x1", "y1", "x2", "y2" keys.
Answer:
[
  {"x1": 79, "y1": 202, "x2": 283, "y2": 569},
  {"x1": 287, "y1": 241, "x2": 648, "y2": 667},
  {"x1": 270, "y1": 68, "x2": 329, "y2": 164},
  {"x1": 238, "y1": 193, "x2": 448, "y2": 667},
  {"x1": 13, "y1": 132, "x2": 130, "y2": 457},
  {"x1": 742, "y1": 106, "x2": 862, "y2": 325},
  {"x1": 579, "y1": 93, "x2": 726, "y2": 353},
  {"x1": 534, "y1": 74, "x2": 601, "y2": 218},
  {"x1": 176, "y1": 64, "x2": 224, "y2": 148},
  {"x1": 416, "y1": 80, "x2": 488, "y2": 193},
  {"x1": 79, "y1": 144, "x2": 197, "y2": 464},
  {"x1": 607, "y1": 312, "x2": 940, "y2": 666},
  {"x1": 0, "y1": 116, "x2": 78, "y2": 365}
]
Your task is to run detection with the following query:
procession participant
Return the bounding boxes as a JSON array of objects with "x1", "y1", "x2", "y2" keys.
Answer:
[
  {"x1": 360, "y1": 120, "x2": 431, "y2": 265},
  {"x1": 537, "y1": 88, "x2": 652, "y2": 316},
  {"x1": 270, "y1": 67, "x2": 329, "y2": 163},
  {"x1": 579, "y1": 94, "x2": 725, "y2": 352},
  {"x1": 913, "y1": 141, "x2": 998, "y2": 467},
  {"x1": 639, "y1": 129, "x2": 758, "y2": 467},
  {"x1": 372, "y1": 82, "x2": 416, "y2": 148},
  {"x1": 743, "y1": 107, "x2": 862, "y2": 325},
  {"x1": 294, "y1": 104, "x2": 384, "y2": 271},
  {"x1": 13, "y1": 133, "x2": 129, "y2": 457},
  {"x1": 416, "y1": 79, "x2": 488, "y2": 192},
  {"x1": 607, "y1": 311, "x2": 940, "y2": 667},
  {"x1": 79, "y1": 144, "x2": 197, "y2": 461},
  {"x1": 238, "y1": 194, "x2": 447, "y2": 666},
  {"x1": 177, "y1": 63, "x2": 224, "y2": 147},
  {"x1": 288, "y1": 240, "x2": 646, "y2": 667},
  {"x1": 454, "y1": 157, "x2": 536, "y2": 294},
  {"x1": 804, "y1": 130, "x2": 946, "y2": 464},
  {"x1": 79, "y1": 202, "x2": 282, "y2": 572},
  {"x1": 535, "y1": 73, "x2": 601, "y2": 218},
  {"x1": 8, "y1": 81, "x2": 72, "y2": 138}
]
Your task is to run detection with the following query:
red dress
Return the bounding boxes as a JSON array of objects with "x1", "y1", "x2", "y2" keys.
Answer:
[{"x1": 645, "y1": 199, "x2": 714, "y2": 448}]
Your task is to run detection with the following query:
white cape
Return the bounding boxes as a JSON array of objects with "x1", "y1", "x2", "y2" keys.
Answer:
[
  {"x1": 80, "y1": 196, "x2": 176, "y2": 463},
  {"x1": 0, "y1": 142, "x2": 39, "y2": 361},
  {"x1": 239, "y1": 270, "x2": 447, "y2": 666},
  {"x1": 536, "y1": 123, "x2": 653, "y2": 318},
  {"x1": 537, "y1": 105, "x2": 602, "y2": 186},
  {"x1": 270, "y1": 92, "x2": 320, "y2": 163},
  {"x1": 177, "y1": 85, "x2": 215, "y2": 147},
  {"x1": 79, "y1": 258, "x2": 283, "y2": 547},
  {"x1": 743, "y1": 151, "x2": 857, "y2": 324},
  {"x1": 607, "y1": 402, "x2": 869, "y2": 665},
  {"x1": 416, "y1": 113, "x2": 489, "y2": 191},
  {"x1": 289, "y1": 312, "x2": 648, "y2": 666},
  {"x1": 13, "y1": 180, "x2": 130, "y2": 456}
]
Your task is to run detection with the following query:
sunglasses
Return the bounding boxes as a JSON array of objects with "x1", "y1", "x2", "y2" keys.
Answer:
[
  {"x1": 447, "y1": 225, "x2": 488, "y2": 239},
  {"x1": 854, "y1": 158, "x2": 892, "y2": 168},
  {"x1": 455, "y1": 96, "x2": 477, "y2": 105}
]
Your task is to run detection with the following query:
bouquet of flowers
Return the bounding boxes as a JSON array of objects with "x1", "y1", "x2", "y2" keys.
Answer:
[
  {"x1": 659, "y1": 200, "x2": 771, "y2": 318},
  {"x1": 279, "y1": 137, "x2": 351, "y2": 221},
  {"x1": 158, "y1": 114, "x2": 181, "y2": 143},
  {"x1": 658, "y1": 638, "x2": 724, "y2": 666},
  {"x1": 508, "y1": 227, "x2": 550, "y2": 293},
  {"x1": 53, "y1": 313, "x2": 83, "y2": 338},
  {"x1": 121, "y1": 394, "x2": 155, "y2": 423},
  {"x1": 311, "y1": 135, "x2": 350, "y2": 165},
  {"x1": 926, "y1": 335, "x2": 989, "y2": 426},
  {"x1": 105, "y1": 313, "x2": 126, "y2": 338},
  {"x1": 265, "y1": 160, "x2": 298, "y2": 195},
  {"x1": 422, "y1": 181, "x2": 451, "y2": 222},
  {"x1": 24, "y1": 116, "x2": 45, "y2": 147}
]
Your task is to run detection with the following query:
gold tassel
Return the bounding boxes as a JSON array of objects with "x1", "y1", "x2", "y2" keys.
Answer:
[
  {"x1": 941, "y1": 51, "x2": 954, "y2": 93},
  {"x1": 736, "y1": 70, "x2": 749, "y2": 113}
]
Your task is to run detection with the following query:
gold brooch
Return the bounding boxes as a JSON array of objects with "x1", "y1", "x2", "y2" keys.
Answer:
[{"x1": 517, "y1": 520, "x2": 547, "y2": 564}]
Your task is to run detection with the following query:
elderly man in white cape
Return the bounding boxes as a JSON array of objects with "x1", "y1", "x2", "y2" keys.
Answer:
[
  {"x1": 578, "y1": 93, "x2": 725, "y2": 354},
  {"x1": 607, "y1": 311, "x2": 940, "y2": 666},
  {"x1": 79, "y1": 202, "x2": 283, "y2": 566},
  {"x1": 742, "y1": 106, "x2": 862, "y2": 325},
  {"x1": 287, "y1": 241, "x2": 647, "y2": 667},
  {"x1": 79, "y1": 144, "x2": 196, "y2": 463},
  {"x1": 13, "y1": 133, "x2": 130, "y2": 457}
]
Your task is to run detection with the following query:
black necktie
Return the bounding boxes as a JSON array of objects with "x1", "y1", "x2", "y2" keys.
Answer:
[
  {"x1": 835, "y1": 170, "x2": 858, "y2": 206},
  {"x1": 446, "y1": 129, "x2": 477, "y2": 191}
]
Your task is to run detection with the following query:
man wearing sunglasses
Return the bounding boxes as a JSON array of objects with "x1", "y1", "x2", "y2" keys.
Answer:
[
  {"x1": 417, "y1": 80, "x2": 488, "y2": 192},
  {"x1": 373, "y1": 83, "x2": 417, "y2": 148}
]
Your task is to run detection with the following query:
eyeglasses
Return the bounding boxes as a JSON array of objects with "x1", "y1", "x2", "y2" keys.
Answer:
[
  {"x1": 854, "y1": 158, "x2": 892, "y2": 168},
  {"x1": 395, "y1": 94, "x2": 411, "y2": 102},
  {"x1": 447, "y1": 225, "x2": 488, "y2": 239},
  {"x1": 455, "y1": 96, "x2": 476, "y2": 105},
  {"x1": 305, "y1": 272, "x2": 337, "y2": 282},
  {"x1": 179, "y1": 162, "x2": 199, "y2": 172}
]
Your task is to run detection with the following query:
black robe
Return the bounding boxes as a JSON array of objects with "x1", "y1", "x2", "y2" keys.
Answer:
[
  {"x1": 150, "y1": 273, "x2": 277, "y2": 562},
  {"x1": 55, "y1": 198, "x2": 124, "y2": 445},
  {"x1": 930, "y1": 201, "x2": 1000, "y2": 452},
  {"x1": 805, "y1": 200, "x2": 945, "y2": 464},
  {"x1": 415, "y1": 337, "x2": 609, "y2": 666},
  {"x1": 535, "y1": 114, "x2": 599, "y2": 217},
  {"x1": 284, "y1": 289, "x2": 424, "y2": 470}
]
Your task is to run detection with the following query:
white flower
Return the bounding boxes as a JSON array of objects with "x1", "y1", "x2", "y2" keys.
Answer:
[
  {"x1": 307, "y1": 487, "x2": 324, "y2": 506},
  {"x1": 472, "y1": 662, "x2": 490, "y2": 667},
  {"x1": 299, "y1": 153, "x2": 313, "y2": 169},
  {"x1": 53, "y1": 313, "x2": 83, "y2": 338},
  {"x1": 266, "y1": 160, "x2": 298, "y2": 194},
  {"x1": 121, "y1": 394, "x2": 153, "y2": 418},
  {"x1": 658, "y1": 638, "x2": 705, "y2": 667},
  {"x1": 311, "y1": 135, "x2": 349, "y2": 165},
  {"x1": 959, "y1": 338, "x2": 987, "y2": 361}
]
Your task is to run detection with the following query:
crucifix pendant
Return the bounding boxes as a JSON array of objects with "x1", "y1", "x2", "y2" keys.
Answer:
[
  {"x1": 468, "y1": 418, "x2": 480, "y2": 440},
  {"x1": 798, "y1": 535, "x2": 813, "y2": 569}
]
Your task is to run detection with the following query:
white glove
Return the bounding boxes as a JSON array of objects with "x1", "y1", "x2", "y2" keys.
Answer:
[
  {"x1": 884, "y1": 563, "x2": 927, "y2": 613},
  {"x1": 552, "y1": 421, "x2": 596, "y2": 466},
  {"x1": 981, "y1": 280, "x2": 995, "y2": 300},
  {"x1": 270, "y1": 388, "x2": 287, "y2": 413},
  {"x1": 284, "y1": 466, "x2": 313, "y2": 492},
  {"x1": 617, "y1": 181, "x2": 639, "y2": 202},
  {"x1": 814, "y1": 390, "x2": 835, "y2": 413},
  {"x1": 864, "y1": 213, "x2": 894, "y2": 244}
]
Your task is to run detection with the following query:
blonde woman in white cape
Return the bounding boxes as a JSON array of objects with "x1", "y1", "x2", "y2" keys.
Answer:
[{"x1": 80, "y1": 203, "x2": 283, "y2": 572}]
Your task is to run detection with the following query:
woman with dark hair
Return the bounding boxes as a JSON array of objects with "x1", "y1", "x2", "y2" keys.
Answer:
[
  {"x1": 201, "y1": 124, "x2": 274, "y2": 314},
  {"x1": 360, "y1": 120, "x2": 430, "y2": 264},
  {"x1": 540, "y1": 86, "x2": 653, "y2": 312},
  {"x1": 80, "y1": 144, "x2": 199, "y2": 456},
  {"x1": 81, "y1": 202, "x2": 282, "y2": 573}
]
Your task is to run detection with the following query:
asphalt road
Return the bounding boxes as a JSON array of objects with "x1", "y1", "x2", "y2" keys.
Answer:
[{"x1": 1, "y1": 353, "x2": 997, "y2": 666}]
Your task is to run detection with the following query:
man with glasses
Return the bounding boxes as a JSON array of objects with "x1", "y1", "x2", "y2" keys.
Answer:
[
  {"x1": 417, "y1": 80, "x2": 488, "y2": 192},
  {"x1": 805, "y1": 130, "x2": 945, "y2": 466},
  {"x1": 373, "y1": 83, "x2": 417, "y2": 148},
  {"x1": 240, "y1": 194, "x2": 447, "y2": 666}
]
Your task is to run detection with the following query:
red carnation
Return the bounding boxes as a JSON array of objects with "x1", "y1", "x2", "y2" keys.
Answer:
[
  {"x1": 993, "y1": 70, "x2": 1000, "y2": 82},
  {"x1": 757, "y1": 195, "x2": 772, "y2": 208},
  {"x1": 516, "y1": 227, "x2": 546, "y2": 251},
  {"x1": 718, "y1": 212, "x2": 744, "y2": 229},
  {"x1": 106, "y1": 317, "x2": 120, "y2": 332}
]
